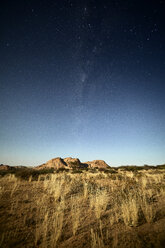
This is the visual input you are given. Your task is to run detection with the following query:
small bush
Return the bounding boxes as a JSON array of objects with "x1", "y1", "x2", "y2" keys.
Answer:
[
  {"x1": 104, "y1": 169, "x2": 117, "y2": 174},
  {"x1": 88, "y1": 168, "x2": 98, "y2": 173},
  {"x1": 80, "y1": 167, "x2": 89, "y2": 171},
  {"x1": 71, "y1": 169, "x2": 83, "y2": 174},
  {"x1": 56, "y1": 168, "x2": 69, "y2": 173},
  {"x1": 98, "y1": 168, "x2": 117, "y2": 174},
  {"x1": 98, "y1": 168, "x2": 106, "y2": 172}
]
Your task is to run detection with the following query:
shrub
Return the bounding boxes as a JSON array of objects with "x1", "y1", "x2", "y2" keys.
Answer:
[
  {"x1": 71, "y1": 169, "x2": 83, "y2": 174},
  {"x1": 104, "y1": 169, "x2": 117, "y2": 174},
  {"x1": 80, "y1": 167, "x2": 89, "y2": 171},
  {"x1": 156, "y1": 164, "x2": 165, "y2": 170},
  {"x1": 15, "y1": 168, "x2": 55, "y2": 180},
  {"x1": 88, "y1": 168, "x2": 98, "y2": 173},
  {"x1": 0, "y1": 170, "x2": 15, "y2": 177},
  {"x1": 98, "y1": 168, "x2": 117, "y2": 174},
  {"x1": 56, "y1": 168, "x2": 69, "y2": 173},
  {"x1": 98, "y1": 168, "x2": 106, "y2": 172}
]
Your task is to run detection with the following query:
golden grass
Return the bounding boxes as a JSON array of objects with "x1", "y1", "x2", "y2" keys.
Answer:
[
  {"x1": 71, "y1": 195, "x2": 80, "y2": 235},
  {"x1": 0, "y1": 168, "x2": 165, "y2": 247},
  {"x1": 91, "y1": 228, "x2": 104, "y2": 248},
  {"x1": 90, "y1": 188, "x2": 108, "y2": 219}
]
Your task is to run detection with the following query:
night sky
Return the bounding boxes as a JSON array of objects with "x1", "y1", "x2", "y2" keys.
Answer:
[{"x1": 0, "y1": 0, "x2": 165, "y2": 166}]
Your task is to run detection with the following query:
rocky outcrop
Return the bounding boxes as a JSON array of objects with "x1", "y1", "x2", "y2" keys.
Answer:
[
  {"x1": 1, "y1": 159, "x2": 110, "y2": 171},
  {"x1": 0, "y1": 164, "x2": 11, "y2": 170},
  {"x1": 63, "y1": 157, "x2": 81, "y2": 168},
  {"x1": 84, "y1": 160, "x2": 109, "y2": 169},
  {"x1": 36, "y1": 157, "x2": 67, "y2": 170},
  {"x1": 36, "y1": 157, "x2": 110, "y2": 170}
]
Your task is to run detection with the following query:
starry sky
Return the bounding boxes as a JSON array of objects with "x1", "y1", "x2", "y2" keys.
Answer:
[{"x1": 0, "y1": 0, "x2": 165, "y2": 166}]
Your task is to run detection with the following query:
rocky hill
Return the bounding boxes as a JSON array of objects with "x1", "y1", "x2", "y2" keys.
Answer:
[
  {"x1": 85, "y1": 160, "x2": 109, "y2": 168},
  {"x1": 36, "y1": 157, "x2": 109, "y2": 170}
]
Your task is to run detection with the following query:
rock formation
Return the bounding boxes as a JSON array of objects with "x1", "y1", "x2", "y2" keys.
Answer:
[
  {"x1": 36, "y1": 157, "x2": 67, "y2": 170},
  {"x1": 63, "y1": 157, "x2": 81, "y2": 168},
  {"x1": 84, "y1": 160, "x2": 109, "y2": 169},
  {"x1": 0, "y1": 164, "x2": 11, "y2": 170},
  {"x1": 36, "y1": 157, "x2": 110, "y2": 170}
]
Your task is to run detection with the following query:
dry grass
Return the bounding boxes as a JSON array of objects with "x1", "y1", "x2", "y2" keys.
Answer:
[
  {"x1": 0, "y1": 168, "x2": 165, "y2": 247},
  {"x1": 121, "y1": 197, "x2": 139, "y2": 226},
  {"x1": 90, "y1": 188, "x2": 108, "y2": 219},
  {"x1": 91, "y1": 228, "x2": 104, "y2": 248},
  {"x1": 71, "y1": 195, "x2": 80, "y2": 235}
]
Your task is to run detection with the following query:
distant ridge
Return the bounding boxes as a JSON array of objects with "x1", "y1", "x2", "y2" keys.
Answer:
[
  {"x1": 0, "y1": 164, "x2": 27, "y2": 170},
  {"x1": 1, "y1": 161, "x2": 165, "y2": 171}
]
